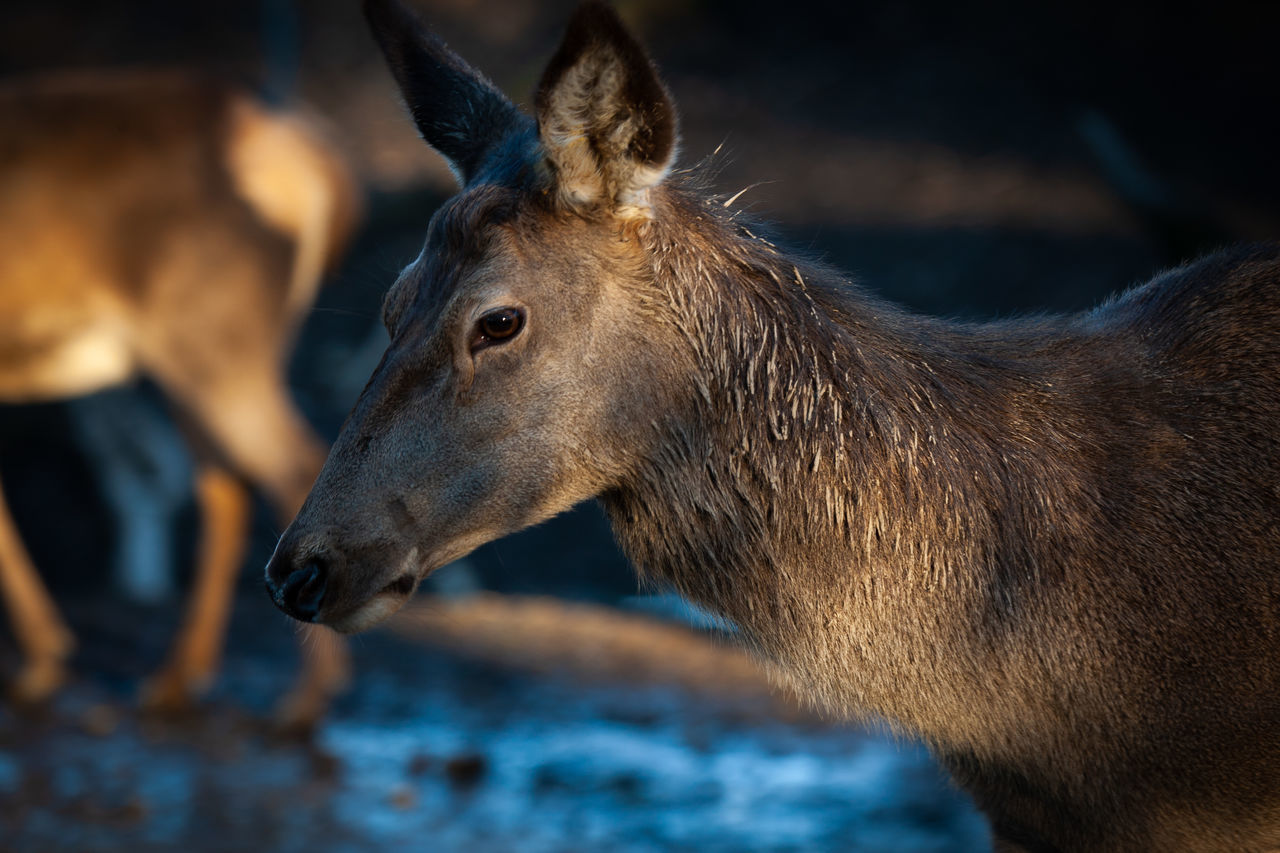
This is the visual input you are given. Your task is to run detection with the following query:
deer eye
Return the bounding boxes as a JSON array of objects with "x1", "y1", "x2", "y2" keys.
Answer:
[{"x1": 474, "y1": 307, "x2": 525, "y2": 350}]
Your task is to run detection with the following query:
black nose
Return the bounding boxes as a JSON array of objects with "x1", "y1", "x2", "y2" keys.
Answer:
[{"x1": 271, "y1": 560, "x2": 328, "y2": 622}]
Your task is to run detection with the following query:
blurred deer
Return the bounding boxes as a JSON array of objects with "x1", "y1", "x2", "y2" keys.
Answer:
[
  {"x1": 0, "y1": 71, "x2": 357, "y2": 726},
  {"x1": 269, "y1": 0, "x2": 1280, "y2": 848}
]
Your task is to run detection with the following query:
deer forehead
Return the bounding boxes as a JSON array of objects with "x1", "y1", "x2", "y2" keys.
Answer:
[{"x1": 420, "y1": 200, "x2": 641, "y2": 302}]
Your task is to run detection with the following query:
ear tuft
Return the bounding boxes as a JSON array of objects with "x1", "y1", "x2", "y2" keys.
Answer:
[
  {"x1": 363, "y1": 0, "x2": 527, "y2": 185},
  {"x1": 535, "y1": 1, "x2": 678, "y2": 218}
]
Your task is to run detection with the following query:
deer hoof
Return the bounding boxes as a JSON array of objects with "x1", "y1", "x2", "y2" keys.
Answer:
[
  {"x1": 138, "y1": 668, "x2": 209, "y2": 716},
  {"x1": 271, "y1": 688, "x2": 328, "y2": 740},
  {"x1": 8, "y1": 658, "x2": 68, "y2": 706}
]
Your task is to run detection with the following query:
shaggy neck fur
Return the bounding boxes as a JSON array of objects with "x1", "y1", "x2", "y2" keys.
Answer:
[{"x1": 602, "y1": 184, "x2": 1128, "y2": 765}]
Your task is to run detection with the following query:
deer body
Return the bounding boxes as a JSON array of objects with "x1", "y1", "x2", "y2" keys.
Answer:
[
  {"x1": 608, "y1": 219, "x2": 1280, "y2": 849},
  {"x1": 267, "y1": 1, "x2": 1280, "y2": 846},
  {"x1": 0, "y1": 71, "x2": 356, "y2": 722}
]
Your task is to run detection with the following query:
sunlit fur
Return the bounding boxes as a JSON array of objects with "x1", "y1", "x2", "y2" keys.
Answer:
[
  {"x1": 610, "y1": 185, "x2": 1280, "y2": 851},
  {"x1": 534, "y1": 2, "x2": 677, "y2": 217},
  {"x1": 273, "y1": 2, "x2": 1280, "y2": 849},
  {"x1": 0, "y1": 70, "x2": 358, "y2": 722}
]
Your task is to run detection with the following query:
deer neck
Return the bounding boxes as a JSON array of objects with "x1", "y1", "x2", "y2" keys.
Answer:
[{"x1": 603, "y1": 195, "x2": 1095, "y2": 748}]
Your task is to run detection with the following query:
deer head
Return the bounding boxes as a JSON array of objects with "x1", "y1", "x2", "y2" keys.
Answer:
[{"x1": 266, "y1": 0, "x2": 689, "y2": 631}]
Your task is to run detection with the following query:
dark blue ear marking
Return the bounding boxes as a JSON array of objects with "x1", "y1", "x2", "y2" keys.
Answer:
[{"x1": 362, "y1": 0, "x2": 530, "y2": 185}]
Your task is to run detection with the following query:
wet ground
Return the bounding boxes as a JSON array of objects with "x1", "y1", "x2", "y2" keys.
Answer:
[{"x1": 0, "y1": 592, "x2": 990, "y2": 852}]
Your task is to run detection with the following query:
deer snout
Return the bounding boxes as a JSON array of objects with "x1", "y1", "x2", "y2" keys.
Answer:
[
  {"x1": 266, "y1": 543, "x2": 331, "y2": 622},
  {"x1": 265, "y1": 529, "x2": 420, "y2": 633},
  {"x1": 269, "y1": 559, "x2": 329, "y2": 622}
]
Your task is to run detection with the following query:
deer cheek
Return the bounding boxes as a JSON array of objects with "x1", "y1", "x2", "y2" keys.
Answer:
[{"x1": 454, "y1": 346, "x2": 477, "y2": 398}]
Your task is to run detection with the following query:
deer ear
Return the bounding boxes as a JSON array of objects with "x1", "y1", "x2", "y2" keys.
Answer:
[
  {"x1": 363, "y1": 0, "x2": 526, "y2": 185},
  {"x1": 535, "y1": 1, "x2": 678, "y2": 218}
]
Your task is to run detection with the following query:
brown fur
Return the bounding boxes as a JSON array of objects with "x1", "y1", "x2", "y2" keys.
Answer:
[
  {"x1": 0, "y1": 70, "x2": 357, "y2": 724},
  {"x1": 269, "y1": 1, "x2": 1280, "y2": 846}
]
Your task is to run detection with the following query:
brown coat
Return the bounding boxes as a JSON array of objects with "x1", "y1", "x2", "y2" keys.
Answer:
[{"x1": 268, "y1": 2, "x2": 1280, "y2": 846}]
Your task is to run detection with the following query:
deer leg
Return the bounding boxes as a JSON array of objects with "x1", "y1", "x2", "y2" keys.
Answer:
[
  {"x1": 273, "y1": 622, "x2": 350, "y2": 734},
  {"x1": 149, "y1": 364, "x2": 348, "y2": 728},
  {"x1": 140, "y1": 463, "x2": 249, "y2": 713},
  {"x1": 185, "y1": 379, "x2": 349, "y2": 731},
  {"x1": 0, "y1": 472, "x2": 74, "y2": 704},
  {"x1": 248, "y1": 401, "x2": 350, "y2": 734}
]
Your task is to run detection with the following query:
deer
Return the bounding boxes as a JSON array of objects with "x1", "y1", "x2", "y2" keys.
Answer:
[
  {"x1": 0, "y1": 70, "x2": 356, "y2": 727},
  {"x1": 265, "y1": 0, "x2": 1280, "y2": 848}
]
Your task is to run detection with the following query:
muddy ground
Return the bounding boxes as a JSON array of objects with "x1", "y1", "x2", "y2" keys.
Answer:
[{"x1": 2, "y1": 0, "x2": 1279, "y2": 850}]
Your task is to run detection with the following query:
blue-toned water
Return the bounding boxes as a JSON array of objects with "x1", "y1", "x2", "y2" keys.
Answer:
[{"x1": 0, "y1": 594, "x2": 990, "y2": 852}]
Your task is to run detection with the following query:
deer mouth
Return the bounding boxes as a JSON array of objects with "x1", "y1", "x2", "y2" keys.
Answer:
[
  {"x1": 381, "y1": 573, "x2": 418, "y2": 599},
  {"x1": 324, "y1": 548, "x2": 424, "y2": 633},
  {"x1": 327, "y1": 574, "x2": 420, "y2": 633},
  {"x1": 324, "y1": 538, "x2": 486, "y2": 632}
]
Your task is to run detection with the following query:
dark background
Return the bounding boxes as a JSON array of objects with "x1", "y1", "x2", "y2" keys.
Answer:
[{"x1": 1, "y1": 1, "x2": 1277, "y2": 850}]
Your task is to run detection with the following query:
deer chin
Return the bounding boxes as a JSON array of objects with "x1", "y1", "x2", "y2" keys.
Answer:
[
  {"x1": 322, "y1": 538, "x2": 484, "y2": 633},
  {"x1": 322, "y1": 546, "x2": 424, "y2": 633},
  {"x1": 327, "y1": 587, "x2": 414, "y2": 634}
]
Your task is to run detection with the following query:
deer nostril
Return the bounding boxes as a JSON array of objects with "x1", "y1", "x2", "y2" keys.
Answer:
[{"x1": 278, "y1": 560, "x2": 328, "y2": 622}]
